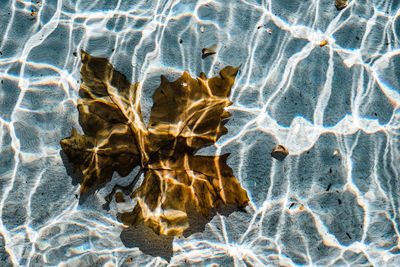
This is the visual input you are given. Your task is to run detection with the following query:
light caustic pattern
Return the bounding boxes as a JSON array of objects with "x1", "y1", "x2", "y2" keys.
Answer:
[{"x1": 0, "y1": 0, "x2": 400, "y2": 266}]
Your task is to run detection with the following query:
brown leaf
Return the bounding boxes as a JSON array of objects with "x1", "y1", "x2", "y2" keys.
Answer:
[
  {"x1": 60, "y1": 51, "x2": 249, "y2": 236},
  {"x1": 60, "y1": 127, "x2": 140, "y2": 194},
  {"x1": 121, "y1": 154, "x2": 248, "y2": 236},
  {"x1": 147, "y1": 66, "x2": 239, "y2": 155},
  {"x1": 61, "y1": 51, "x2": 145, "y2": 194}
]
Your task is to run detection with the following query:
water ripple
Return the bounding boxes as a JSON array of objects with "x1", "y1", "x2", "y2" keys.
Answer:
[{"x1": 0, "y1": 0, "x2": 399, "y2": 266}]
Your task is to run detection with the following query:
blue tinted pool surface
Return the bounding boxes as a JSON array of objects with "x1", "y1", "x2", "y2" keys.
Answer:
[{"x1": 1, "y1": 0, "x2": 400, "y2": 266}]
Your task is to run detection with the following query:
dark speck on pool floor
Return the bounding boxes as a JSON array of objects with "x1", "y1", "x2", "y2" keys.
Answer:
[
  {"x1": 326, "y1": 184, "x2": 331, "y2": 191},
  {"x1": 346, "y1": 232, "x2": 352, "y2": 239}
]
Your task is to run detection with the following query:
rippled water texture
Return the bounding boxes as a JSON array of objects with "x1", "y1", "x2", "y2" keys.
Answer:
[{"x1": 1, "y1": 0, "x2": 400, "y2": 266}]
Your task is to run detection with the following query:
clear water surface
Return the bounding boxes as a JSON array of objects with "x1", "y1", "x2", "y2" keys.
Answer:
[{"x1": 1, "y1": 0, "x2": 400, "y2": 266}]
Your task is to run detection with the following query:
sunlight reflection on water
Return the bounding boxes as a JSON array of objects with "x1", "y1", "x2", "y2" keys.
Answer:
[{"x1": 0, "y1": 0, "x2": 400, "y2": 266}]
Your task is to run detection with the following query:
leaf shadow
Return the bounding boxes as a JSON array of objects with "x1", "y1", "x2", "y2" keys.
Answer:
[
  {"x1": 183, "y1": 203, "x2": 247, "y2": 237},
  {"x1": 120, "y1": 223, "x2": 174, "y2": 262},
  {"x1": 120, "y1": 203, "x2": 247, "y2": 261},
  {"x1": 59, "y1": 150, "x2": 96, "y2": 204},
  {"x1": 60, "y1": 150, "x2": 81, "y2": 185}
]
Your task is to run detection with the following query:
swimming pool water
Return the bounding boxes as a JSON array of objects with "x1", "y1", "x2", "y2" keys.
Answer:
[{"x1": 1, "y1": 0, "x2": 400, "y2": 266}]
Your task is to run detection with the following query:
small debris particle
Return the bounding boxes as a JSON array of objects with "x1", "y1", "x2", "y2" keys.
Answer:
[
  {"x1": 299, "y1": 205, "x2": 304, "y2": 211},
  {"x1": 333, "y1": 149, "x2": 339, "y2": 156},
  {"x1": 31, "y1": 9, "x2": 36, "y2": 16},
  {"x1": 111, "y1": 48, "x2": 115, "y2": 52},
  {"x1": 37, "y1": 1, "x2": 41, "y2": 7},
  {"x1": 257, "y1": 25, "x2": 262, "y2": 29},
  {"x1": 319, "y1": 40, "x2": 328, "y2": 47},
  {"x1": 202, "y1": 44, "x2": 218, "y2": 58},
  {"x1": 329, "y1": 168, "x2": 332, "y2": 173},
  {"x1": 74, "y1": 194, "x2": 78, "y2": 199},
  {"x1": 127, "y1": 257, "x2": 133, "y2": 263},
  {"x1": 179, "y1": 39, "x2": 182, "y2": 43},
  {"x1": 0, "y1": 51, "x2": 2, "y2": 55},
  {"x1": 338, "y1": 198, "x2": 342, "y2": 205},
  {"x1": 346, "y1": 232, "x2": 352, "y2": 239},
  {"x1": 271, "y1": 145, "x2": 289, "y2": 161},
  {"x1": 335, "y1": 0, "x2": 348, "y2": 10},
  {"x1": 326, "y1": 184, "x2": 332, "y2": 191},
  {"x1": 1, "y1": 80, "x2": 3, "y2": 84},
  {"x1": 356, "y1": 36, "x2": 360, "y2": 40},
  {"x1": 72, "y1": 52, "x2": 77, "y2": 57},
  {"x1": 266, "y1": 28, "x2": 272, "y2": 34},
  {"x1": 390, "y1": 247, "x2": 400, "y2": 254},
  {"x1": 289, "y1": 203, "x2": 295, "y2": 209},
  {"x1": 200, "y1": 26, "x2": 205, "y2": 33},
  {"x1": 115, "y1": 192, "x2": 125, "y2": 203}
]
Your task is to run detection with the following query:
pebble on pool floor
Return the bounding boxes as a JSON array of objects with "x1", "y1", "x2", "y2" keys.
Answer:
[
  {"x1": 335, "y1": 0, "x2": 348, "y2": 10},
  {"x1": 319, "y1": 40, "x2": 328, "y2": 47},
  {"x1": 202, "y1": 44, "x2": 218, "y2": 58},
  {"x1": 271, "y1": 145, "x2": 289, "y2": 161}
]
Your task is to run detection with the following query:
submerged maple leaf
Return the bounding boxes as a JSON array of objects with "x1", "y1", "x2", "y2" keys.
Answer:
[{"x1": 61, "y1": 51, "x2": 249, "y2": 236}]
